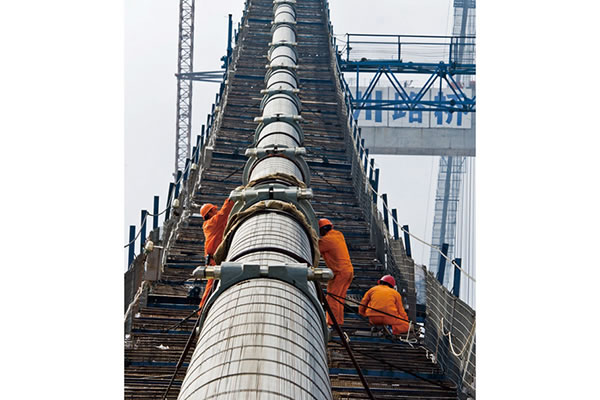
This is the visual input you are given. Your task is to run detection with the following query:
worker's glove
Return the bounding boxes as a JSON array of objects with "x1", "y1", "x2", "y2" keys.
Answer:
[{"x1": 205, "y1": 254, "x2": 212, "y2": 265}]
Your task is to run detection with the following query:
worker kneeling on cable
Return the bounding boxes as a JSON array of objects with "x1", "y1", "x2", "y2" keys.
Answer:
[
  {"x1": 318, "y1": 218, "x2": 354, "y2": 328},
  {"x1": 359, "y1": 275, "x2": 410, "y2": 335},
  {"x1": 198, "y1": 198, "x2": 234, "y2": 310}
]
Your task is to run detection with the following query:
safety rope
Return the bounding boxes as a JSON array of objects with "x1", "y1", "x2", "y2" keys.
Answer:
[
  {"x1": 326, "y1": 292, "x2": 411, "y2": 324},
  {"x1": 215, "y1": 163, "x2": 246, "y2": 183},
  {"x1": 314, "y1": 282, "x2": 375, "y2": 400},
  {"x1": 161, "y1": 315, "x2": 203, "y2": 400},
  {"x1": 338, "y1": 342, "x2": 455, "y2": 391},
  {"x1": 440, "y1": 317, "x2": 476, "y2": 358},
  {"x1": 159, "y1": 307, "x2": 201, "y2": 333}
]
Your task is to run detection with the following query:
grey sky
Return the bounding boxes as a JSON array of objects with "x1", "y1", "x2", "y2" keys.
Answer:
[{"x1": 125, "y1": 0, "x2": 455, "y2": 268}]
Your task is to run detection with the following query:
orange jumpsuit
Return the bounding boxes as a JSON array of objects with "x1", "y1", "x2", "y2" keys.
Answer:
[
  {"x1": 358, "y1": 284, "x2": 409, "y2": 335},
  {"x1": 319, "y1": 229, "x2": 354, "y2": 326},
  {"x1": 199, "y1": 198, "x2": 234, "y2": 309}
]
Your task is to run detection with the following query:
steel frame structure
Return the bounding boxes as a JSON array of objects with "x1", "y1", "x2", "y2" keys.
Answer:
[
  {"x1": 174, "y1": 0, "x2": 196, "y2": 175},
  {"x1": 429, "y1": 0, "x2": 476, "y2": 301},
  {"x1": 336, "y1": 34, "x2": 475, "y2": 113},
  {"x1": 174, "y1": 9, "x2": 233, "y2": 175}
]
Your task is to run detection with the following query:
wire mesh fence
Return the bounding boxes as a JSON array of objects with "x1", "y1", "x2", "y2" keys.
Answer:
[{"x1": 425, "y1": 270, "x2": 476, "y2": 399}]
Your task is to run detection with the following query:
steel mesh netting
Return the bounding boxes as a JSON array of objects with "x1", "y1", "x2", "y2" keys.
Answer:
[{"x1": 425, "y1": 271, "x2": 476, "y2": 398}]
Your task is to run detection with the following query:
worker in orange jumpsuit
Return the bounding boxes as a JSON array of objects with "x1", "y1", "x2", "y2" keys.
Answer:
[
  {"x1": 358, "y1": 275, "x2": 410, "y2": 335},
  {"x1": 198, "y1": 198, "x2": 234, "y2": 310},
  {"x1": 318, "y1": 218, "x2": 354, "y2": 327}
]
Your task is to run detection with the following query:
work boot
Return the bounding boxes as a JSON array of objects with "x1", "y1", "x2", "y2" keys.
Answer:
[{"x1": 383, "y1": 325, "x2": 394, "y2": 337}]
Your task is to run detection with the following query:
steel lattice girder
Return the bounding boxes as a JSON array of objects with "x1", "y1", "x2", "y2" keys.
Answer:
[{"x1": 341, "y1": 61, "x2": 475, "y2": 113}]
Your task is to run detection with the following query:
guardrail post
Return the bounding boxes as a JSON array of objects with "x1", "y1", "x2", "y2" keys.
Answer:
[
  {"x1": 346, "y1": 33, "x2": 350, "y2": 60},
  {"x1": 359, "y1": 138, "x2": 364, "y2": 160},
  {"x1": 226, "y1": 13, "x2": 233, "y2": 68},
  {"x1": 381, "y1": 193, "x2": 389, "y2": 229},
  {"x1": 174, "y1": 170, "x2": 183, "y2": 198},
  {"x1": 153, "y1": 196, "x2": 159, "y2": 230},
  {"x1": 372, "y1": 168, "x2": 379, "y2": 204},
  {"x1": 128, "y1": 225, "x2": 136, "y2": 267},
  {"x1": 140, "y1": 210, "x2": 148, "y2": 254},
  {"x1": 368, "y1": 158, "x2": 374, "y2": 183},
  {"x1": 437, "y1": 243, "x2": 449, "y2": 285},
  {"x1": 452, "y1": 258, "x2": 462, "y2": 297},
  {"x1": 401, "y1": 224, "x2": 412, "y2": 258},
  {"x1": 391, "y1": 209, "x2": 399, "y2": 240},
  {"x1": 191, "y1": 146, "x2": 198, "y2": 164},
  {"x1": 363, "y1": 148, "x2": 369, "y2": 174},
  {"x1": 200, "y1": 125, "x2": 205, "y2": 149},
  {"x1": 183, "y1": 159, "x2": 190, "y2": 182},
  {"x1": 165, "y1": 182, "x2": 175, "y2": 222}
]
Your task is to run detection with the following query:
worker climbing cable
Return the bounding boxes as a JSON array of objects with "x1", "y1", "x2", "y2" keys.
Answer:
[
  {"x1": 198, "y1": 198, "x2": 234, "y2": 310},
  {"x1": 318, "y1": 218, "x2": 354, "y2": 330},
  {"x1": 359, "y1": 275, "x2": 411, "y2": 336}
]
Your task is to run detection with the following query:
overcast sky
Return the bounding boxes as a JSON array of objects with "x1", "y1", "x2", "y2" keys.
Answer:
[{"x1": 124, "y1": 0, "x2": 456, "y2": 269}]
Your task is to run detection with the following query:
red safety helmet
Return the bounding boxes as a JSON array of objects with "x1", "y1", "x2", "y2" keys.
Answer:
[
  {"x1": 318, "y1": 218, "x2": 333, "y2": 229},
  {"x1": 378, "y1": 275, "x2": 396, "y2": 288},
  {"x1": 200, "y1": 203, "x2": 217, "y2": 218}
]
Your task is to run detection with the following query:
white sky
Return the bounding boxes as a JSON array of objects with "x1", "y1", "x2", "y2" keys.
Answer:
[{"x1": 124, "y1": 0, "x2": 455, "y2": 268}]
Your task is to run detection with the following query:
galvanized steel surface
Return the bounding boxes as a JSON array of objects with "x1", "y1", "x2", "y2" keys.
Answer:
[
  {"x1": 227, "y1": 212, "x2": 312, "y2": 264},
  {"x1": 178, "y1": 279, "x2": 330, "y2": 400},
  {"x1": 249, "y1": 156, "x2": 304, "y2": 182},
  {"x1": 266, "y1": 69, "x2": 298, "y2": 90}
]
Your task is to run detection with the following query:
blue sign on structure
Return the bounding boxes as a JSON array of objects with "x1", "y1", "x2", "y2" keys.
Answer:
[{"x1": 350, "y1": 85, "x2": 473, "y2": 129}]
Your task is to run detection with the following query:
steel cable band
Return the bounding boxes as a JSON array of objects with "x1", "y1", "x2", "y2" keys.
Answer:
[
  {"x1": 213, "y1": 200, "x2": 320, "y2": 267},
  {"x1": 246, "y1": 172, "x2": 307, "y2": 189},
  {"x1": 179, "y1": 280, "x2": 330, "y2": 400},
  {"x1": 257, "y1": 132, "x2": 299, "y2": 148}
]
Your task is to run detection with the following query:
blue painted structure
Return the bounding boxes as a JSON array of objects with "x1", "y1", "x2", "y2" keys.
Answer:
[
  {"x1": 436, "y1": 243, "x2": 449, "y2": 285},
  {"x1": 452, "y1": 258, "x2": 461, "y2": 297},
  {"x1": 336, "y1": 34, "x2": 475, "y2": 113}
]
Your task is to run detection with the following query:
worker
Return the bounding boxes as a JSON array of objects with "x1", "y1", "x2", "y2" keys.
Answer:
[
  {"x1": 318, "y1": 218, "x2": 354, "y2": 328},
  {"x1": 198, "y1": 198, "x2": 234, "y2": 310},
  {"x1": 358, "y1": 275, "x2": 410, "y2": 335}
]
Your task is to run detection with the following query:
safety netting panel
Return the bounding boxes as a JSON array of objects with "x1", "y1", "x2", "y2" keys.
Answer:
[{"x1": 425, "y1": 271, "x2": 476, "y2": 399}]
